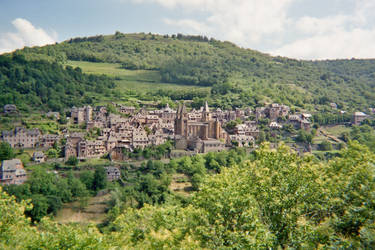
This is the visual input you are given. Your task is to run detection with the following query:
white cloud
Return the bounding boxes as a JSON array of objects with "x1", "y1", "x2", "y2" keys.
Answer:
[
  {"x1": 130, "y1": 0, "x2": 375, "y2": 59},
  {"x1": 133, "y1": 0, "x2": 295, "y2": 46},
  {"x1": 295, "y1": 15, "x2": 351, "y2": 35},
  {"x1": 272, "y1": 28, "x2": 375, "y2": 59},
  {"x1": 272, "y1": 1, "x2": 375, "y2": 59},
  {"x1": 0, "y1": 18, "x2": 56, "y2": 54}
]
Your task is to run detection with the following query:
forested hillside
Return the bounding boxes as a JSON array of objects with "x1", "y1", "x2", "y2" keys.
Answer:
[
  {"x1": 0, "y1": 54, "x2": 115, "y2": 112},
  {"x1": 13, "y1": 32, "x2": 375, "y2": 110}
]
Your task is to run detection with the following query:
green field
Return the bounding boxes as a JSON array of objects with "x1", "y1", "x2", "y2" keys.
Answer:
[
  {"x1": 66, "y1": 60, "x2": 211, "y2": 94},
  {"x1": 321, "y1": 125, "x2": 351, "y2": 137}
]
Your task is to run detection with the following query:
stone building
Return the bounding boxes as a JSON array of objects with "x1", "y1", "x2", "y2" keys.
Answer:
[
  {"x1": 1, "y1": 127, "x2": 41, "y2": 148},
  {"x1": 78, "y1": 140, "x2": 106, "y2": 159},
  {"x1": 104, "y1": 166, "x2": 121, "y2": 181},
  {"x1": 229, "y1": 134, "x2": 255, "y2": 147},
  {"x1": 256, "y1": 103, "x2": 290, "y2": 121},
  {"x1": 64, "y1": 133, "x2": 85, "y2": 160},
  {"x1": 71, "y1": 106, "x2": 93, "y2": 124},
  {"x1": 119, "y1": 106, "x2": 136, "y2": 115},
  {"x1": 0, "y1": 159, "x2": 27, "y2": 185},
  {"x1": 33, "y1": 151, "x2": 45, "y2": 163},
  {"x1": 3, "y1": 104, "x2": 17, "y2": 114},
  {"x1": 353, "y1": 112, "x2": 368, "y2": 125},
  {"x1": 132, "y1": 129, "x2": 149, "y2": 149},
  {"x1": 288, "y1": 114, "x2": 311, "y2": 131},
  {"x1": 174, "y1": 102, "x2": 227, "y2": 153},
  {"x1": 39, "y1": 134, "x2": 61, "y2": 148},
  {"x1": 46, "y1": 112, "x2": 60, "y2": 120}
]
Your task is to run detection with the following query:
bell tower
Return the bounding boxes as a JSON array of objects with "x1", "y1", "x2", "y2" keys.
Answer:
[
  {"x1": 202, "y1": 101, "x2": 211, "y2": 122},
  {"x1": 175, "y1": 103, "x2": 188, "y2": 136}
]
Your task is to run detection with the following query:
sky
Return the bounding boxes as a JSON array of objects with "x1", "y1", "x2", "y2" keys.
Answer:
[{"x1": 1, "y1": 0, "x2": 375, "y2": 60}]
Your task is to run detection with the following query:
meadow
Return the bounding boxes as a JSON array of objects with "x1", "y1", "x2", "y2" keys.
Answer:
[{"x1": 66, "y1": 60, "x2": 211, "y2": 94}]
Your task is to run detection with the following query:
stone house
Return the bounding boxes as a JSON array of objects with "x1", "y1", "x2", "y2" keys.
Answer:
[
  {"x1": 300, "y1": 119, "x2": 311, "y2": 131},
  {"x1": 78, "y1": 140, "x2": 106, "y2": 159},
  {"x1": 353, "y1": 112, "x2": 368, "y2": 125},
  {"x1": 104, "y1": 166, "x2": 121, "y2": 181},
  {"x1": 330, "y1": 103, "x2": 338, "y2": 109},
  {"x1": 0, "y1": 159, "x2": 27, "y2": 185},
  {"x1": 33, "y1": 151, "x2": 45, "y2": 163},
  {"x1": 1, "y1": 127, "x2": 41, "y2": 148},
  {"x1": 64, "y1": 133, "x2": 85, "y2": 160},
  {"x1": 288, "y1": 114, "x2": 311, "y2": 131},
  {"x1": 132, "y1": 129, "x2": 149, "y2": 149},
  {"x1": 39, "y1": 134, "x2": 61, "y2": 148},
  {"x1": 229, "y1": 134, "x2": 255, "y2": 147},
  {"x1": 4, "y1": 104, "x2": 17, "y2": 114},
  {"x1": 46, "y1": 112, "x2": 60, "y2": 120},
  {"x1": 269, "y1": 121, "x2": 283, "y2": 129},
  {"x1": 256, "y1": 104, "x2": 290, "y2": 121},
  {"x1": 71, "y1": 106, "x2": 93, "y2": 124},
  {"x1": 119, "y1": 106, "x2": 136, "y2": 115},
  {"x1": 234, "y1": 123, "x2": 260, "y2": 138}
]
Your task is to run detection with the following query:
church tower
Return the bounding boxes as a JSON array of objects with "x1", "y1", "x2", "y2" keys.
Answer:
[
  {"x1": 175, "y1": 103, "x2": 188, "y2": 136},
  {"x1": 202, "y1": 101, "x2": 211, "y2": 122}
]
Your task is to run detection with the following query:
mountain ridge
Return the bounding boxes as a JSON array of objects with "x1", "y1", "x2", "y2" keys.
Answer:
[{"x1": 3, "y1": 32, "x2": 375, "y2": 111}]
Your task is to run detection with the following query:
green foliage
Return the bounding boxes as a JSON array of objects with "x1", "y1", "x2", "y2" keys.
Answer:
[
  {"x1": 109, "y1": 142, "x2": 375, "y2": 248},
  {"x1": 65, "y1": 156, "x2": 78, "y2": 166},
  {"x1": 0, "y1": 142, "x2": 14, "y2": 161},
  {"x1": 313, "y1": 112, "x2": 352, "y2": 125},
  {"x1": 3, "y1": 168, "x2": 88, "y2": 221},
  {"x1": 0, "y1": 186, "x2": 35, "y2": 249},
  {"x1": 79, "y1": 170, "x2": 95, "y2": 190},
  {"x1": 319, "y1": 140, "x2": 333, "y2": 151},
  {"x1": 12, "y1": 32, "x2": 375, "y2": 110},
  {"x1": 46, "y1": 148, "x2": 58, "y2": 158},
  {"x1": 123, "y1": 141, "x2": 173, "y2": 160},
  {"x1": 0, "y1": 54, "x2": 115, "y2": 112},
  {"x1": 92, "y1": 166, "x2": 107, "y2": 191},
  {"x1": 295, "y1": 129, "x2": 313, "y2": 143},
  {"x1": 2, "y1": 143, "x2": 375, "y2": 248},
  {"x1": 347, "y1": 125, "x2": 375, "y2": 151}
]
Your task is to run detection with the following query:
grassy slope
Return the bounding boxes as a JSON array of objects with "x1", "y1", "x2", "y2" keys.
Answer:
[
  {"x1": 67, "y1": 60, "x2": 210, "y2": 94},
  {"x1": 65, "y1": 60, "x2": 211, "y2": 109}
]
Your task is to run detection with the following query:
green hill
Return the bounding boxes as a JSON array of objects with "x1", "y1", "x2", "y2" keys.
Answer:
[
  {"x1": 5, "y1": 32, "x2": 375, "y2": 111},
  {"x1": 0, "y1": 54, "x2": 115, "y2": 112}
]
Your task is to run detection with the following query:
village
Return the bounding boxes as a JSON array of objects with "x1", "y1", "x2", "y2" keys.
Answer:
[{"x1": 0, "y1": 102, "x2": 372, "y2": 185}]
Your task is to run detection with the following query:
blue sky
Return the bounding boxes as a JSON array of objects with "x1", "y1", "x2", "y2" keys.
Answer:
[{"x1": 1, "y1": 0, "x2": 375, "y2": 59}]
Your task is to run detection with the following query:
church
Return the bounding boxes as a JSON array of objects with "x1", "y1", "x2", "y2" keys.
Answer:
[{"x1": 174, "y1": 102, "x2": 228, "y2": 153}]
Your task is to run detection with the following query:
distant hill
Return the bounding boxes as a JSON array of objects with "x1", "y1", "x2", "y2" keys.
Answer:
[{"x1": 6, "y1": 32, "x2": 375, "y2": 111}]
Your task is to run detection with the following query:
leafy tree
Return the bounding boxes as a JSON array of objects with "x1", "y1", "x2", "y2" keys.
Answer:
[
  {"x1": 319, "y1": 140, "x2": 333, "y2": 151},
  {"x1": 80, "y1": 171, "x2": 95, "y2": 190},
  {"x1": 0, "y1": 142, "x2": 14, "y2": 161},
  {"x1": 46, "y1": 148, "x2": 58, "y2": 158},
  {"x1": 27, "y1": 194, "x2": 49, "y2": 222},
  {"x1": 66, "y1": 156, "x2": 78, "y2": 166},
  {"x1": 295, "y1": 130, "x2": 313, "y2": 143},
  {"x1": 92, "y1": 166, "x2": 107, "y2": 191}
]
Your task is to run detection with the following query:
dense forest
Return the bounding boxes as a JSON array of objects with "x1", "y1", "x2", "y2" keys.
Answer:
[
  {"x1": 0, "y1": 54, "x2": 115, "y2": 112},
  {"x1": 11, "y1": 32, "x2": 375, "y2": 110},
  {"x1": 2, "y1": 142, "x2": 375, "y2": 248}
]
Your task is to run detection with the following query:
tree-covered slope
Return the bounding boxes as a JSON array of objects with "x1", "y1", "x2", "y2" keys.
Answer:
[
  {"x1": 8, "y1": 32, "x2": 375, "y2": 110},
  {"x1": 0, "y1": 54, "x2": 115, "y2": 112}
]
